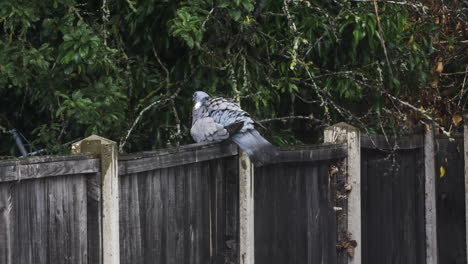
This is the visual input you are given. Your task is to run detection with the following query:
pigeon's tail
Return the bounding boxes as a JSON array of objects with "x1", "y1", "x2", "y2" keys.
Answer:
[{"x1": 232, "y1": 130, "x2": 279, "y2": 167}]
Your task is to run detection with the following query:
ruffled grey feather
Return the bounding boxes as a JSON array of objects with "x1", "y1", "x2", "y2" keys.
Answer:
[{"x1": 191, "y1": 91, "x2": 278, "y2": 166}]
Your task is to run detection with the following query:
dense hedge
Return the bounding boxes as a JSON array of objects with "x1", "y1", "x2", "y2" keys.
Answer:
[{"x1": 0, "y1": 0, "x2": 465, "y2": 156}]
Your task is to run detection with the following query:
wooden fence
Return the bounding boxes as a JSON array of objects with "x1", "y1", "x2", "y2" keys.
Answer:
[
  {"x1": 0, "y1": 121, "x2": 467, "y2": 264},
  {"x1": 0, "y1": 155, "x2": 100, "y2": 264},
  {"x1": 361, "y1": 136, "x2": 426, "y2": 264},
  {"x1": 436, "y1": 136, "x2": 465, "y2": 264}
]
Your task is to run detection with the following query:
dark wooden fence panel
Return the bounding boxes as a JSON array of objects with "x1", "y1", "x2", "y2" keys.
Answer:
[
  {"x1": 0, "y1": 155, "x2": 99, "y2": 264},
  {"x1": 361, "y1": 148, "x2": 426, "y2": 264},
  {"x1": 119, "y1": 155, "x2": 239, "y2": 264},
  {"x1": 254, "y1": 160, "x2": 340, "y2": 264},
  {"x1": 0, "y1": 175, "x2": 96, "y2": 264},
  {"x1": 436, "y1": 137, "x2": 466, "y2": 264}
]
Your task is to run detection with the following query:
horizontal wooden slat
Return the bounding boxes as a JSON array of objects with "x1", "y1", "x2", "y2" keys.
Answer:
[
  {"x1": 119, "y1": 141, "x2": 238, "y2": 175},
  {"x1": 0, "y1": 158, "x2": 99, "y2": 182},
  {"x1": 361, "y1": 134, "x2": 424, "y2": 150},
  {"x1": 0, "y1": 154, "x2": 96, "y2": 167},
  {"x1": 277, "y1": 143, "x2": 347, "y2": 163}
]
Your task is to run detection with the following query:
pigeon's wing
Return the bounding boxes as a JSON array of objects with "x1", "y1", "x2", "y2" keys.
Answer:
[
  {"x1": 204, "y1": 97, "x2": 243, "y2": 112},
  {"x1": 204, "y1": 97, "x2": 255, "y2": 132},
  {"x1": 190, "y1": 117, "x2": 230, "y2": 143}
]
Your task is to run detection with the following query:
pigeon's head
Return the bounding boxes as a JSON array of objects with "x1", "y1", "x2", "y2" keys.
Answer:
[
  {"x1": 193, "y1": 91, "x2": 209, "y2": 110},
  {"x1": 193, "y1": 91, "x2": 209, "y2": 106}
]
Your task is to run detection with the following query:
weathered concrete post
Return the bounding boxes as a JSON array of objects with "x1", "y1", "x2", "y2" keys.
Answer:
[
  {"x1": 424, "y1": 122, "x2": 438, "y2": 264},
  {"x1": 324, "y1": 122, "x2": 361, "y2": 264},
  {"x1": 239, "y1": 150, "x2": 254, "y2": 264},
  {"x1": 72, "y1": 135, "x2": 120, "y2": 264},
  {"x1": 464, "y1": 111, "x2": 468, "y2": 263}
]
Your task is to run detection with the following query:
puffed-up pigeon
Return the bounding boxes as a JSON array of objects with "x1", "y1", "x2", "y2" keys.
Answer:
[{"x1": 191, "y1": 91, "x2": 279, "y2": 166}]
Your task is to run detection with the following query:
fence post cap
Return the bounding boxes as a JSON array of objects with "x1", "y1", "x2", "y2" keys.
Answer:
[
  {"x1": 325, "y1": 122, "x2": 359, "y2": 132},
  {"x1": 71, "y1": 135, "x2": 116, "y2": 154}
]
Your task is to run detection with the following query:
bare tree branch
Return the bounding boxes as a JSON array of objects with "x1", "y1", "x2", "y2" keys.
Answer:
[
  {"x1": 258, "y1": 115, "x2": 323, "y2": 124},
  {"x1": 372, "y1": 0, "x2": 393, "y2": 76},
  {"x1": 119, "y1": 88, "x2": 181, "y2": 153}
]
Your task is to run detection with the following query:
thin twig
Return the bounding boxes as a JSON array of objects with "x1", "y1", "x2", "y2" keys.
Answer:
[
  {"x1": 372, "y1": 0, "x2": 393, "y2": 76},
  {"x1": 170, "y1": 99, "x2": 182, "y2": 145},
  {"x1": 119, "y1": 88, "x2": 181, "y2": 152},
  {"x1": 441, "y1": 70, "x2": 468, "y2": 76},
  {"x1": 258, "y1": 115, "x2": 323, "y2": 124},
  {"x1": 386, "y1": 94, "x2": 451, "y2": 137},
  {"x1": 202, "y1": 8, "x2": 215, "y2": 29},
  {"x1": 457, "y1": 66, "x2": 468, "y2": 108}
]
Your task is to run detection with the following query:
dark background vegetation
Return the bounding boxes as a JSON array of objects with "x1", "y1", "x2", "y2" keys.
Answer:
[{"x1": 0, "y1": 0, "x2": 466, "y2": 156}]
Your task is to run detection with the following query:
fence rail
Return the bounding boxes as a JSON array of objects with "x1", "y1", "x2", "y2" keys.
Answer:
[{"x1": 0, "y1": 119, "x2": 467, "y2": 264}]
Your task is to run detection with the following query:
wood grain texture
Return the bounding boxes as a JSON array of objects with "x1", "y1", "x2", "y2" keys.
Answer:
[
  {"x1": 119, "y1": 156, "x2": 239, "y2": 264},
  {"x1": 425, "y1": 124, "x2": 438, "y2": 264},
  {"x1": 277, "y1": 143, "x2": 347, "y2": 163},
  {"x1": 86, "y1": 171, "x2": 102, "y2": 264},
  {"x1": 0, "y1": 174, "x2": 91, "y2": 264},
  {"x1": 254, "y1": 161, "x2": 339, "y2": 264},
  {"x1": 0, "y1": 157, "x2": 99, "y2": 182},
  {"x1": 361, "y1": 149, "x2": 426, "y2": 264},
  {"x1": 47, "y1": 175, "x2": 88, "y2": 264},
  {"x1": 435, "y1": 138, "x2": 466, "y2": 264},
  {"x1": 118, "y1": 141, "x2": 238, "y2": 174},
  {"x1": 0, "y1": 183, "x2": 13, "y2": 264}
]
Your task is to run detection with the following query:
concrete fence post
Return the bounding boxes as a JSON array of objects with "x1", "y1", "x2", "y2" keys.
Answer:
[
  {"x1": 72, "y1": 135, "x2": 120, "y2": 264},
  {"x1": 239, "y1": 150, "x2": 254, "y2": 264},
  {"x1": 424, "y1": 123, "x2": 438, "y2": 264},
  {"x1": 324, "y1": 122, "x2": 361, "y2": 264}
]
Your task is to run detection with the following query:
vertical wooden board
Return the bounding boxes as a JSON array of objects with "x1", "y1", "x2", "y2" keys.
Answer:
[
  {"x1": 296, "y1": 164, "x2": 308, "y2": 264},
  {"x1": 186, "y1": 163, "x2": 195, "y2": 264},
  {"x1": 30, "y1": 179, "x2": 50, "y2": 264},
  {"x1": 361, "y1": 156, "x2": 368, "y2": 264},
  {"x1": 254, "y1": 165, "x2": 268, "y2": 263},
  {"x1": 267, "y1": 164, "x2": 278, "y2": 264},
  {"x1": 416, "y1": 149, "x2": 427, "y2": 264},
  {"x1": 47, "y1": 175, "x2": 88, "y2": 264},
  {"x1": 211, "y1": 158, "x2": 226, "y2": 260},
  {"x1": 362, "y1": 151, "x2": 387, "y2": 264},
  {"x1": 47, "y1": 177, "x2": 63, "y2": 264},
  {"x1": 71, "y1": 176, "x2": 88, "y2": 264},
  {"x1": 436, "y1": 138, "x2": 466, "y2": 264},
  {"x1": 224, "y1": 156, "x2": 239, "y2": 264},
  {"x1": 254, "y1": 161, "x2": 339, "y2": 264},
  {"x1": 166, "y1": 167, "x2": 177, "y2": 264},
  {"x1": 362, "y1": 149, "x2": 426, "y2": 264},
  {"x1": 87, "y1": 173, "x2": 101, "y2": 264},
  {"x1": 397, "y1": 153, "x2": 408, "y2": 264},
  {"x1": 194, "y1": 162, "x2": 203, "y2": 264},
  {"x1": 201, "y1": 161, "x2": 211, "y2": 263},
  {"x1": 129, "y1": 174, "x2": 142, "y2": 263},
  {"x1": 208, "y1": 160, "x2": 216, "y2": 259},
  {"x1": 119, "y1": 174, "x2": 130, "y2": 264},
  {"x1": 160, "y1": 168, "x2": 168, "y2": 264},
  {"x1": 275, "y1": 163, "x2": 288, "y2": 264},
  {"x1": 13, "y1": 180, "x2": 33, "y2": 264},
  {"x1": 174, "y1": 164, "x2": 186, "y2": 264},
  {"x1": 398, "y1": 152, "x2": 410, "y2": 264},
  {"x1": 140, "y1": 169, "x2": 163, "y2": 264},
  {"x1": 0, "y1": 183, "x2": 13, "y2": 264},
  {"x1": 326, "y1": 161, "x2": 340, "y2": 263},
  {"x1": 305, "y1": 164, "x2": 320, "y2": 264},
  {"x1": 318, "y1": 162, "x2": 337, "y2": 263}
]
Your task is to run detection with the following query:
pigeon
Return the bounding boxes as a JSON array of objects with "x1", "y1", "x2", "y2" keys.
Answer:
[{"x1": 191, "y1": 91, "x2": 279, "y2": 166}]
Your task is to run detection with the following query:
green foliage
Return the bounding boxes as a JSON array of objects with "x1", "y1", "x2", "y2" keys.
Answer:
[{"x1": 0, "y1": 0, "x2": 444, "y2": 156}]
